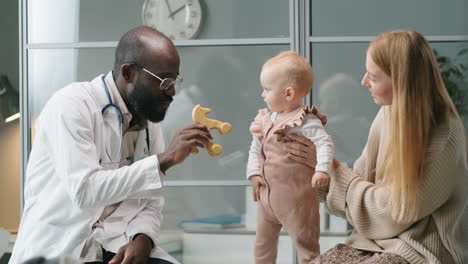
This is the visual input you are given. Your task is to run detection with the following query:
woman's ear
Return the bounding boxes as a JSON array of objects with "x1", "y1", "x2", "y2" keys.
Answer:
[{"x1": 285, "y1": 86, "x2": 296, "y2": 101}]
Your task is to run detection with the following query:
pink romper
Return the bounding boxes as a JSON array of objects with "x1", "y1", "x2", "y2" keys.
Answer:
[{"x1": 250, "y1": 106, "x2": 328, "y2": 264}]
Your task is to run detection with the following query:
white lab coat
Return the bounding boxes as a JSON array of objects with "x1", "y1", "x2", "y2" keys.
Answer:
[{"x1": 9, "y1": 73, "x2": 180, "y2": 264}]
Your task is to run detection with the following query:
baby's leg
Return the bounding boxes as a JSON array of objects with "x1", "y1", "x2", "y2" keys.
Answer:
[
  {"x1": 281, "y1": 189, "x2": 320, "y2": 264},
  {"x1": 255, "y1": 202, "x2": 282, "y2": 264}
]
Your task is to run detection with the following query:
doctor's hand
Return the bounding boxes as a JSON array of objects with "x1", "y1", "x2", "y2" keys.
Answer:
[
  {"x1": 109, "y1": 234, "x2": 152, "y2": 264},
  {"x1": 158, "y1": 124, "x2": 213, "y2": 174},
  {"x1": 282, "y1": 133, "x2": 317, "y2": 168}
]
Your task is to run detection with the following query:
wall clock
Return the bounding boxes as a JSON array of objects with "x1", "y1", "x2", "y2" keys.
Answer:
[{"x1": 142, "y1": 0, "x2": 203, "y2": 40}]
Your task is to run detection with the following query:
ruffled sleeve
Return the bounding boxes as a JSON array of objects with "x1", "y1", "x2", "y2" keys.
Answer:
[
  {"x1": 249, "y1": 108, "x2": 269, "y2": 141},
  {"x1": 274, "y1": 106, "x2": 327, "y2": 141},
  {"x1": 310, "y1": 106, "x2": 327, "y2": 126}
]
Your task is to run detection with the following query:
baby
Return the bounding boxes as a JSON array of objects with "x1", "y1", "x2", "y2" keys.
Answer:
[{"x1": 247, "y1": 51, "x2": 334, "y2": 264}]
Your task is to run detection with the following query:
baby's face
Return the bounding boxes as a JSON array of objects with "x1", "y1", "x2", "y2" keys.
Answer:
[{"x1": 259, "y1": 66, "x2": 290, "y2": 112}]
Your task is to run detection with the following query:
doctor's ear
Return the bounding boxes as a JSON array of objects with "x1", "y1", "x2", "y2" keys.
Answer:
[{"x1": 121, "y1": 64, "x2": 136, "y2": 83}]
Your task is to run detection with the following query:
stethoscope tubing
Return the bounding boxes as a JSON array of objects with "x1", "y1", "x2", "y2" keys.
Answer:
[
  {"x1": 99, "y1": 75, "x2": 150, "y2": 164},
  {"x1": 100, "y1": 75, "x2": 125, "y2": 164}
]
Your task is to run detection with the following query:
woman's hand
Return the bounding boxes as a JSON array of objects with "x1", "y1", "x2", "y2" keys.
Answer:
[{"x1": 282, "y1": 133, "x2": 317, "y2": 168}]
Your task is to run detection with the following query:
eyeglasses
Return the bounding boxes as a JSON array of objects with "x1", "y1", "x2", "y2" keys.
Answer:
[{"x1": 130, "y1": 63, "x2": 182, "y2": 91}]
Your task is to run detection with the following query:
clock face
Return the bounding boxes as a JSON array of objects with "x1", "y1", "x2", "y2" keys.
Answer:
[{"x1": 142, "y1": 0, "x2": 203, "y2": 40}]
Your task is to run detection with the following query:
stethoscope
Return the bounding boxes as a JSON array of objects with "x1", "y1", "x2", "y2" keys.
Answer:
[{"x1": 100, "y1": 75, "x2": 150, "y2": 164}]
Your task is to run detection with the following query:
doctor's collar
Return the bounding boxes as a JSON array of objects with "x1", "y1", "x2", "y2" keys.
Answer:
[
  {"x1": 126, "y1": 117, "x2": 148, "y2": 132},
  {"x1": 105, "y1": 72, "x2": 131, "y2": 116}
]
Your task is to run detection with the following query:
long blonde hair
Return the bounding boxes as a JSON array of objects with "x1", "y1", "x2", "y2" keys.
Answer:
[{"x1": 370, "y1": 30, "x2": 459, "y2": 222}]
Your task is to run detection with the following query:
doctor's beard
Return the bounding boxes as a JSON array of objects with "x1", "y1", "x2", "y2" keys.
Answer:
[{"x1": 127, "y1": 78, "x2": 173, "y2": 123}]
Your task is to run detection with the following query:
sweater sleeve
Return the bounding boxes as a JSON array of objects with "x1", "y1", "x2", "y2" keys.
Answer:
[
  {"x1": 327, "y1": 119, "x2": 460, "y2": 240},
  {"x1": 319, "y1": 108, "x2": 384, "y2": 202}
]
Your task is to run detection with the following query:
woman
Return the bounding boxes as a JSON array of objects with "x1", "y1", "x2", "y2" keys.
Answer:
[{"x1": 287, "y1": 30, "x2": 467, "y2": 263}]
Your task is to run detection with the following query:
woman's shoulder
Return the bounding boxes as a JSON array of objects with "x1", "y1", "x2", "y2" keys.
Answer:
[
  {"x1": 444, "y1": 115, "x2": 465, "y2": 151},
  {"x1": 428, "y1": 114, "x2": 466, "y2": 161},
  {"x1": 362, "y1": 107, "x2": 387, "y2": 143},
  {"x1": 435, "y1": 114, "x2": 464, "y2": 141},
  {"x1": 447, "y1": 114, "x2": 466, "y2": 139}
]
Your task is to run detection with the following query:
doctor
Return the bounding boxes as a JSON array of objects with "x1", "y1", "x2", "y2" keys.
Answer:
[{"x1": 10, "y1": 26, "x2": 212, "y2": 264}]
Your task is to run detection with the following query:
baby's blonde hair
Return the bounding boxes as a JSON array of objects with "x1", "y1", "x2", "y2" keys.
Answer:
[{"x1": 262, "y1": 51, "x2": 314, "y2": 95}]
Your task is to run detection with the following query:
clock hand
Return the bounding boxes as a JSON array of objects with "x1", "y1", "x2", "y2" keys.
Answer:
[
  {"x1": 164, "y1": 0, "x2": 175, "y2": 20},
  {"x1": 169, "y1": 4, "x2": 187, "y2": 18}
]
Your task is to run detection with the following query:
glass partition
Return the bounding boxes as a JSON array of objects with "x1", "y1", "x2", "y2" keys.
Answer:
[
  {"x1": 162, "y1": 45, "x2": 288, "y2": 180},
  {"x1": 161, "y1": 185, "x2": 273, "y2": 263},
  {"x1": 160, "y1": 186, "x2": 345, "y2": 264},
  {"x1": 28, "y1": 45, "x2": 289, "y2": 180},
  {"x1": 28, "y1": 0, "x2": 289, "y2": 43},
  {"x1": 310, "y1": 0, "x2": 468, "y2": 36},
  {"x1": 310, "y1": 41, "x2": 468, "y2": 165},
  {"x1": 310, "y1": 42, "x2": 379, "y2": 165}
]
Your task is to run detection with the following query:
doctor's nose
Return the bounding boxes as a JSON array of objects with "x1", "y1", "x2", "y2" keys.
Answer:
[{"x1": 165, "y1": 85, "x2": 176, "y2": 97}]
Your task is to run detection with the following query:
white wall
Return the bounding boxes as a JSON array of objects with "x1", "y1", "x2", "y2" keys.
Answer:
[{"x1": 28, "y1": 0, "x2": 79, "y2": 116}]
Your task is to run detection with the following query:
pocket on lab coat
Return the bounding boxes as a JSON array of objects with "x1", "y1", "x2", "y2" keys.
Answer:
[{"x1": 95, "y1": 199, "x2": 145, "y2": 239}]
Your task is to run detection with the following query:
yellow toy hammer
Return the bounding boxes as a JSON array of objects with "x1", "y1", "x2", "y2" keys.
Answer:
[{"x1": 191, "y1": 104, "x2": 232, "y2": 156}]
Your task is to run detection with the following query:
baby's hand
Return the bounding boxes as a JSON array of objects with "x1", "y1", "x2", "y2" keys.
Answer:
[
  {"x1": 311, "y1": 171, "x2": 330, "y2": 188},
  {"x1": 249, "y1": 175, "x2": 266, "y2": 202}
]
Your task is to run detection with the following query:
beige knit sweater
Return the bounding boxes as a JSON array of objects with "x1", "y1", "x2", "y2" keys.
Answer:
[{"x1": 324, "y1": 107, "x2": 467, "y2": 264}]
